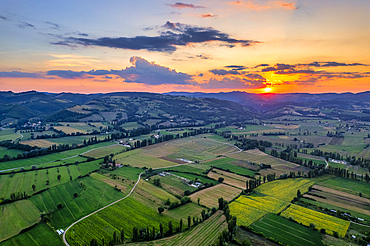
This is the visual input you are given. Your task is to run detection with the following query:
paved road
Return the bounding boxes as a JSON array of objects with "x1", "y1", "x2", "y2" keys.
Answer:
[{"x1": 324, "y1": 158, "x2": 329, "y2": 168}]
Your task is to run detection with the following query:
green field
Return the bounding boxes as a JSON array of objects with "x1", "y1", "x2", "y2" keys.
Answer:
[
  {"x1": 83, "y1": 144, "x2": 127, "y2": 158},
  {"x1": 0, "y1": 160, "x2": 100, "y2": 200},
  {"x1": 317, "y1": 177, "x2": 370, "y2": 199},
  {"x1": 160, "y1": 164, "x2": 207, "y2": 175},
  {"x1": 149, "y1": 211, "x2": 227, "y2": 246},
  {"x1": 205, "y1": 157, "x2": 255, "y2": 177},
  {"x1": 250, "y1": 213, "x2": 324, "y2": 246},
  {"x1": 164, "y1": 202, "x2": 205, "y2": 220},
  {"x1": 0, "y1": 200, "x2": 41, "y2": 242},
  {"x1": 0, "y1": 129, "x2": 21, "y2": 141},
  {"x1": 115, "y1": 153, "x2": 176, "y2": 169},
  {"x1": 0, "y1": 223, "x2": 63, "y2": 246},
  {"x1": 170, "y1": 172, "x2": 218, "y2": 185},
  {"x1": 152, "y1": 174, "x2": 198, "y2": 196},
  {"x1": 0, "y1": 147, "x2": 23, "y2": 159},
  {"x1": 120, "y1": 122, "x2": 144, "y2": 130},
  {"x1": 30, "y1": 176, "x2": 124, "y2": 229},
  {"x1": 21, "y1": 135, "x2": 108, "y2": 148},
  {"x1": 111, "y1": 165, "x2": 143, "y2": 180},
  {"x1": 165, "y1": 136, "x2": 237, "y2": 161},
  {"x1": 0, "y1": 141, "x2": 113, "y2": 171},
  {"x1": 65, "y1": 180, "x2": 181, "y2": 245}
]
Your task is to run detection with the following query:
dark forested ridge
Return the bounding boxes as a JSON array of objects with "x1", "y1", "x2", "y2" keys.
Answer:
[
  {"x1": 0, "y1": 91, "x2": 255, "y2": 125},
  {"x1": 1, "y1": 90, "x2": 370, "y2": 125}
]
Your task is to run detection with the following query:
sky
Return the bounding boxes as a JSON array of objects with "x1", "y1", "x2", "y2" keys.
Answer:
[{"x1": 0, "y1": 0, "x2": 369, "y2": 94}]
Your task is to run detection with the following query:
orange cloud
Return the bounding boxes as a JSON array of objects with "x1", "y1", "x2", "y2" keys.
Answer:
[
  {"x1": 229, "y1": 0, "x2": 296, "y2": 10},
  {"x1": 201, "y1": 13, "x2": 217, "y2": 18}
]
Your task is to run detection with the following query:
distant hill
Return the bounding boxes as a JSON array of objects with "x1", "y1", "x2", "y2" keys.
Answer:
[
  {"x1": 1, "y1": 90, "x2": 369, "y2": 126},
  {"x1": 0, "y1": 91, "x2": 255, "y2": 126},
  {"x1": 165, "y1": 91, "x2": 370, "y2": 121}
]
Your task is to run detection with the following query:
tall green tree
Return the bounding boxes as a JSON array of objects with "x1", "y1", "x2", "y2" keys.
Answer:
[{"x1": 168, "y1": 221, "x2": 173, "y2": 235}]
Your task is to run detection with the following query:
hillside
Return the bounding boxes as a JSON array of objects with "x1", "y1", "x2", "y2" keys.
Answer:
[
  {"x1": 0, "y1": 91, "x2": 255, "y2": 127},
  {"x1": 166, "y1": 91, "x2": 370, "y2": 121}
]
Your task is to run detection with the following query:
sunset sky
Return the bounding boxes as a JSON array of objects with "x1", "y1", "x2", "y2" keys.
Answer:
[{"x1": 0, "y1": 0, "x2": 369, "y2": 94}]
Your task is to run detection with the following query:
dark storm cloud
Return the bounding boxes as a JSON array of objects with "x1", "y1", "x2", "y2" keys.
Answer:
[
  {"x1": 167, "y1": 2, "x2": 204, "y2": 9},
  {"x1": 52, "y1": 21, "x2": 260, "y2": 52}
]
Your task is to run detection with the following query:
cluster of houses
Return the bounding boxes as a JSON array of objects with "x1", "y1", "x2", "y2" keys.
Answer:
[
  {"x1": 108, "y1": 163, "x2": 123, "y2": 168},
  {"x1": 56, "y1": 229, "x2": 65, "y2": 235},
  {"x1": 176, "y1": 158, "x2": 194, "y2": 163},
  {"x1": 328, "y1": 158, "x2": 348, "y2": 165}
]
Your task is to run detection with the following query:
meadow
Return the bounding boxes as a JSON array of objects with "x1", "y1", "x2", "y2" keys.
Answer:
[
  {"x1": 0, "y1": 200, "x2": 41, "y2": 242},
  {"x1": 308, "y1": 185, "x2": 370, "y2": 216},
  {"x1": 204, "y1": 157, "x2": 255, "y2": 177},
  {"x1": 0, "y1": 129, "x2": 21, "y2": 141},
  {"x1": 160, "y1": 164, "x2": 206, "y2": 175},
  {"x1": 151, "y1": 174, "x2": 198, "y2": 197},
  {"x1": 0, "y1": 147, "x2": 23, "y2": 158},
  {"x1": 317, "y1": 177, "x2": 370, "y2": 199},
  {"x1": 82, "y1": 144, "x2": 127, "y2": 159},
  {"x1": 250, "y1": 213, "x2": 324, "y2": 246},
  {"x1": 65, "y1": 180, "x2": 185, "y2": 245},
  {"x1": 147, "y1": 211, "x2": 227, "y2": 246},
  {"x1": 115, "y1": 153, "x2": 176, "y2": 169},
  {"x1": 0, "y1": 160, "x2": 100, "y2": 200},
  {"x1": 0, "y1": 141, "x2": 113, "y2": 171},
  {"x1": 0, "y1": 223, "x2": 63, "y2": 246},
  {"x1": 281, "y1": 204, "x2": 350, "y2": 237},
  {"x1": 21, "y1": 134, "x2": 108, "y2": 148},
  {"x1": 30, "y1": 176, "x2": 124, "y2": 229}
]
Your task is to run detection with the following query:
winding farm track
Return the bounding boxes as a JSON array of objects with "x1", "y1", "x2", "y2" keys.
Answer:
[
  {"x1": 62, "y1": 161, "x2": 191, "y2": 245},
  {"x1": 62, "y1": 137, "x2": 243, "y2": 245},
  {"x1": 63, "y1": 171, "x2": 144, "y2": 246}
]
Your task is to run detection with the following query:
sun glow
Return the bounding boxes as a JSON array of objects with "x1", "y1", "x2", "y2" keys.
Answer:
[{"x1": 263, "y1": 87, "x2": 273, "y2": 93}]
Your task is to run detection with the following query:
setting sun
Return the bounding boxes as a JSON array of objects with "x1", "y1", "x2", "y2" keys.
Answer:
[{"x1": 263, "y1": 87, "x2": 273, "y2": 93}]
